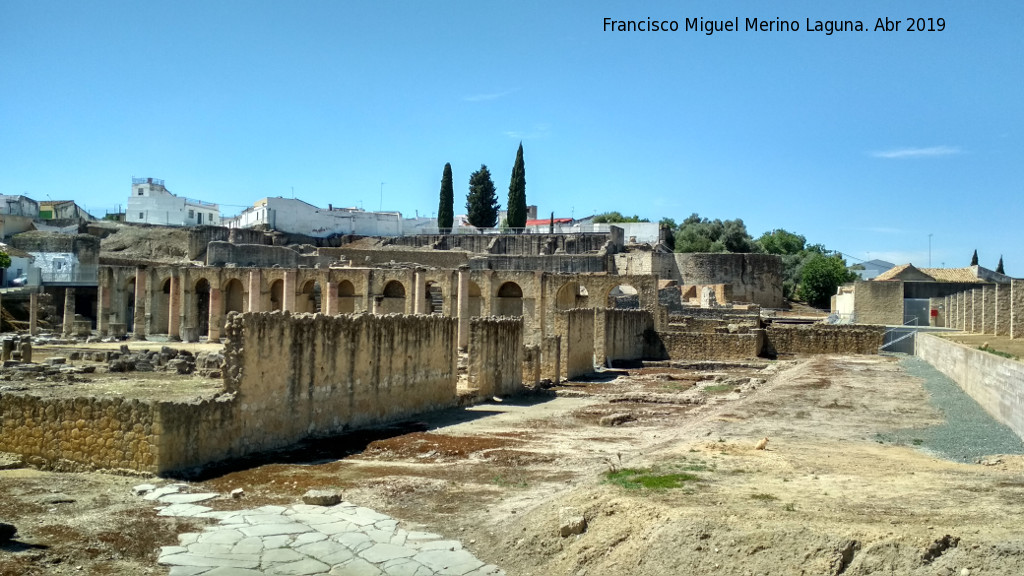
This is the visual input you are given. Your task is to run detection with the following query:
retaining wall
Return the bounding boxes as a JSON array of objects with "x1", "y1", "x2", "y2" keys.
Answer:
[
  {"x1": 765, "y1": 324, "x2": 885, "y2": 356},
  {"x1": 468, "y1": 317, "x2": 524, "y2": 396},
  {"x1": 916, "y1": 333, "x2": 1024, "y2": 442}
]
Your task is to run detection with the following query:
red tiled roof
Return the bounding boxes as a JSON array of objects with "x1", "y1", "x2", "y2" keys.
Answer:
[{"x1": 526, "y1": 218, "x2": 573, "y2": 226}]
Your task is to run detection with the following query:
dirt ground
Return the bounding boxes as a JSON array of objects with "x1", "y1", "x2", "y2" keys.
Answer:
[
  {"x1": 943, "y1": 333, "x2": 1024, "y2": 361},
  {"x1": 3, "y1": 353, "x2": 1024, "y2": 575}
]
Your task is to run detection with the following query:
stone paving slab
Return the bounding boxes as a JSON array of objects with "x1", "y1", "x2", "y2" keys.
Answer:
[{"x1": 143, "y1": 484, "x2": 504, "y2": 576}]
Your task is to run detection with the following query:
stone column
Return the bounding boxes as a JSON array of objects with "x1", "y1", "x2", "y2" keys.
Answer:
[
  {"x1": 413, "y1": 269, "x2": 426, "y2": 314},
  {"x1": 247, "y1": 269, "x2": 262, "y2": 312},
  {"x1": 29, "y1": 292, "x2": 38, "y2": 336},
  {"x1": 457, "y1": 266, "x2": 470, "y2": 349},
  {"x1": 133, "y1": 267, "x2": 147, "y2": 340},
  {"x1": 168, "y1": 273, "x2": 180, "y2": 340},
  {"x1": 62, "y1": 287, "x2": 75, "y2": 337},
  {"x1": 0, "y1": 292, "x2": 4, "y2": 334},
  {"x1": 1012, "y1": 279, "x2": 1024, "y2": 339},
  {"x1": 324, "y1": 280, "x2": 338, "y2": 316},
  {"x1": 208, "y1": 288, "x2": 223, "y2": 341},
  {"x1": 283, "y1": 269, "x2": 297, "y2": 312},
  {"x1": 982, "y1": 285, "x2": 995, "y2": 335},
  {"x1": 960, "y1": 291, "x2": 968, "y2": 331},
  {"x1": 995, "y1": 284, "x2": 1011, "y2": 337},
  {"x1": 372, "y1": 296, "x2": 383, "y2": 314},
  {"x1": 949, "y1": 293, "x2": 958, "y2": 330},
  {"x1": 97, "y1": 270, "x2": 110, "y2": 337},
  {"x1": 180, "y1": 279, "x2": 195, "y2": 342}
]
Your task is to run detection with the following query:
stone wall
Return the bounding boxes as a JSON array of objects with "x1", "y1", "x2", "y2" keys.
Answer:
[
  {"x1": 385, "y1": 233, "x2": 612, "y2": 255},
  {"x1": 468, "y1": 317, "x2": 524, "y2": 397},
  {"x1": 852, "y1": 281, "x2": 903, "y2": 325},
  {"x1": 667, "y1": 253, "x2": 784, "y2": 307},
  {"x1": 765, "y1": 324, "x2": 884, "y2": 356},
  {"x1": 603, "y1": 309, "x2": 655, "y2": 366},
  {"x1": 655, "y1": 331, "x2": 765, "y2": 361},
  {"x1": 542, "y1": 336, "x2": 561, "y2": 384},
  {"x1": 206, "y1": 242, "x2": 330, "y2": 268},
  {"x1": 564, "y1": 309, "x2": 595, "y2": 379},
  {"x1": 0, "y1": 394, "x2": 159, "y2": 472},
  {"x1": 916, "y1": 333, "x2": 1024, "y2": 442},
  {"x1": 319, "y1": 247, "x2": 472, "y2": 270},
  {"x1": 471, "y1": 254, "x2": 609, "y2": 273}
]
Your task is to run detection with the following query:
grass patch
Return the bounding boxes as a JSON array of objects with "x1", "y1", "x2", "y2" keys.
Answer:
[
  {"x1": 704, "y1": 384, "x2": 736, "y2": 394},
  {"x1": 750, "y1": 493, "x2": 778, "y2": 501},
  {"x1": 978, "y1": 345, "x2": 1017, "y2": 360},
  {"x1": 783, "y1": 503, "x2": 796, "y2": 512},
  {"x1": 491, "y1": 475, "x2": 528, "y2": 488},
  {"x1": 604, "y1": 468, "x2": 699, "y2": 490}
]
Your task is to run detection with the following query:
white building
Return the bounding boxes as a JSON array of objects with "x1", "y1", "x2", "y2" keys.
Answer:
[
  {"x1": 127, "y1": 178, "x2": 220, "y2": 227},
  {"x1": 0, "y1": 195, "x2": 39, "y2": 218},
  {"x1": 225, "y1": 197, "x2": 427, "y2": 237}
]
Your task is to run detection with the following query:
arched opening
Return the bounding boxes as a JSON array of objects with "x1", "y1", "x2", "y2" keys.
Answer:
[
  {"x1": 338, "y1": 280, "x2": 357, "y2": 314},
  {"x1": 607, "y1": 284, "x2": 640, "y2": 309},
  {"x1": 468, "y1": 281, "x2": 482, "y2": 317},
  {"x1": 152, "y1": 278, "x2": 171, "y2": 334},
  {"x1": 555, "y1": 281, "x2": 590, "y2": 310},
  {"x1": 426, "y1": 281, "x2": 443, "y2": 314},
  {"x1": 269, "y1": 279, "x2": 284, "y2": 311},
  {"x1": 381, "y1": 280, "x2": 406, "y2": 314},
  {"x1": 125, "y1": 277, "x2": 136, "y2": 332},
  {"x1": 496, "y1": 281, "x2": 523, "y2": 317},
  {"x1": 195, "y1": 279, "x2": 211, "y2": 336},
  {"x1": 298, "y1": 279, "x2": 322, "y2": 313},
  {"x1": 225, "y1": 278, "x2": 245, "y2": 314}
]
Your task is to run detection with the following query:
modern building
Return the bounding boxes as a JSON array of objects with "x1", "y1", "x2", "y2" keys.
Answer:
[
  {"x1": 849, "y1": 259, "x2": 895, "y2": 280},
  {"x1": 224, "y1": 197, "x2": 416, "y2": 237},
  {"x1": 38, "y1": 200, "x2": 96, "y2": 222},
  {"x1": 127, "y1": 178, "x2": 220, "y2": 227}
]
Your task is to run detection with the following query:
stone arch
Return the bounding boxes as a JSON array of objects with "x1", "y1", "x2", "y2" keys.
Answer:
[
  {"x1": 224, "y1": 278, "x2": 245, "y2": 314},
  {"x1": 467, "y1": 281, "x2": 482, "y2": 317},
  {"x1": 381, "y1": 280, "x2": 406, "y2": 314},
  {"x1": 337, "y1": 280, "x2": 357, "y2": 314},
  {"x1": 195, "y1": 278, "x2": 211, "y2": 336},
  {"x1": 496, "y1": 281, "x2": 523, "y2": 317},
  {"x1": 606, "y1": 284, "x2": 640, "y2": 309},
  {"x1": 425, "y1": 281, "x2": 443, "y2": 314},
  {"x1": 299, "y1": 279, "x2": 322, "y2": 313},
  {"x1": 555, "y1": 281, "x2": 590, "y2": 310},
  {"x1": 269, "y1": 279, "x2": 284, "y2": 311}
]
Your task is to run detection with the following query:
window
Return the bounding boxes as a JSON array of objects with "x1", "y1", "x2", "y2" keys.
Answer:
[
  {"x1": 137, "y1": 189, "x2": 144, "y2": 196},
  {"x1": 188, "y1": 209, "x2": 194, "y2": 218},
  {"x1": 139, "y1": 212, "x2": 144, "y2": 219},
  {"x1": 197, "y1": 213, "x2": 203, "y2": 224}
]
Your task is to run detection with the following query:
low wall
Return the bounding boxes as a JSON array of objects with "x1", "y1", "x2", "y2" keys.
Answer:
[
  {"x1": 206, "y1": 241, "x2": 329, "y2": 268},
  {"x1": 765, "y1": 324, "x2": 884, "y2": 356},
  {"x1": 468, "y1": 317, "x2": 524, "y2": 396},
  {"x1": 655, "y1": 330, "x2": 765, "y2": 361},
  {"x1": 542, "y1": 336, "x2": 561, "y2": 383},
  {"x1": 0, "y1": 394, "x2": 159, "y2": 472},
  {"x1": 916, "y1": 333, "x2": 1024, "y2": 441}
]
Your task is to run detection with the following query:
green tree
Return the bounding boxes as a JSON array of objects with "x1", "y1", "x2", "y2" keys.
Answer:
[
  {"x1": 971, "y1": 249, "x2": 979, "y2": 266},
  {"x1": 674, "y1": 213, "x2": 757, "y2": 253},
  {"x1": 592, "y1": 211, "x2": 649, "y2": 223},
  {"x1": 0, "y1": 251, "x2": 10, "y2": 270},
  {"x1": 798, "y1": 253, "x2": 857, "y2": 308},
  {"x1": 466, "y1": 164, "x2": 499, "y2": 228},
  {"x1": 997, "y1": 255, "x2": 1005, "y2": 275},
  {"x1": 437, "y1": 163, "x2": 454, "y2": 233},
  {"x1": 506, "y1": 143, "x2": 527, "y2": 230}
]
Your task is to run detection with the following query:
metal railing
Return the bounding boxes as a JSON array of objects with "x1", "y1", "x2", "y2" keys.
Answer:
[
  {"x1": 40, "y1": 268, "x2": 99, "y2": 285},
  {"x1": 132, "y1": 177, "x2": 165, "y2": 186},
  {"x1": 880, "y1": 316, "x2": 920, "y2": 352}
]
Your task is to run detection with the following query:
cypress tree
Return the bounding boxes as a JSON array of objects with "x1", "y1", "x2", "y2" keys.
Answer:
[
  {"x1": 997, "y1": 255, "x2": 1005, "y2": 275},
  {"x1": 971, "y1": 249, "x2": 979, "y2": 266},
  {"x1": 507, "y1": 143, "x2": 527, "y2": 230},
  {"x1": 466, "y1": 164, "x2": 499, "y2": 228},
  {"x1": 437, "y1": 163, "x2": 454, "y2": 233}
]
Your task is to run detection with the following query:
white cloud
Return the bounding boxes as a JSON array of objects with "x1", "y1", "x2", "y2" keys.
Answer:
[
  {"x1": 463, "y1": 90, "x2": 513, "y2": 102},
  {"x1": 504, "y1": 123, "x2": 550, "y2": 140},
  {"x1": 870, "y1": 146, "x2": 961, "y2": 159}
]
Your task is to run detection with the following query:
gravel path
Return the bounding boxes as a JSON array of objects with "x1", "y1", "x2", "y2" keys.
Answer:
[{"x1": 895, "y1": 355, "x2": 1024, "y2": 462}]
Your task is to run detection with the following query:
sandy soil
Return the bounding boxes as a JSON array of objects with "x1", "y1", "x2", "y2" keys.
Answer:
[
  {"x1": 3, "y1": 355, "x2": 1024, "y2": 575},
  {"x1": 943, "y1": 333, "x2": 1024, "y2": 360}
]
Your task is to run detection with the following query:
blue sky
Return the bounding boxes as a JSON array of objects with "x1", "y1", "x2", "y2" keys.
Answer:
[{"x1": 2, "y1": 1, "x2": 1021, "y2": 273}]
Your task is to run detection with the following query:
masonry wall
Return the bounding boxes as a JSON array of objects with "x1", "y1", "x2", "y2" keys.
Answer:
[
  {"x1": 764, "y1": 324, "x2": 884, "y2": 356},
  {"x1": 468, "y1": 317, "x2": 524, "y2": 396},
  {"x1": 603, "y1": 309, "x2": 655, "y2": 365},
  {"x1": 206, "y1": 242, "x2": 330, "y2": 268},
  {"x1": 916, "y1": 333, "x2": 1024, "y2": 442},
  {"x1": 385, "y1": 233, "x2": 611, "y2": 255},
  {"x1": 619, "y1": 253, "x2": 784, "y2": 308},
  {"x1": 1013, "y1": 280, "x2": 1024, "y2": 339},
  {"x1": 565, "y1": 309, "x2": 595, "y2": 379},
  {"x1": 0, "y1": 394, "x2": 160, "y2": 472},
  {"x1": 542, "y1": 336, "x2": 561, "y2": 383},
  {"x1": 853, "y1": 281, "x2": 903, "y2": 325},
  {"x1": 655, "y1": 330, "x2": 765, "y2": 361}
]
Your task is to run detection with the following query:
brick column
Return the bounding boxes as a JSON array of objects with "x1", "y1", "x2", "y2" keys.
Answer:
[
  {"x1": 995, "y1": 284, "x2": 1011, "y2": 336},
  {"x1": 168, "y1": 273, "x2": 180, "y2": 340},
  {"x1": 283, "y1": 269, "x2": 297, "y2": 312},
  {"x1": 180, "y1": 280, "x2": 195, "y2": 342},
  {"x1": 324, "y1": 280, "x2": 338, "y2": 315},
  {"x1": 133, "y1": 268, "x2": 147, "y2": 340},
  {"x1": 208, "y1": 288, "x2": 223, "y2": 341},
  {"x1": 62, "y1": 287, "x2": 75, "y2": 337},
  {"x1": 949, "y1": 292, "x2": 958, "y2": 330},
  {"x1": 247, "y1": 269, "x2": 262, "y2": 312},
  {"x1": 1012, "y1": 279, "x2": 1024, "y2": 339},
  {"x1": 960, "y1": 291, "x2": 968, "y2": 331},
  {"x1": 29, "y1": 292, "x2": 38, "y2": 336},
  {"x1": 457, "y1": 266, "x2": 470, "y2": 350},
  {"x1": 97, "y1": 270, "x2": 110, "y2": 336},
  {"x1": 413, "y1": 269, "x2": 426, "y2": 314},
  {"x1": 971, "y1": 288, "x2": 982, "y2": 333}
]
